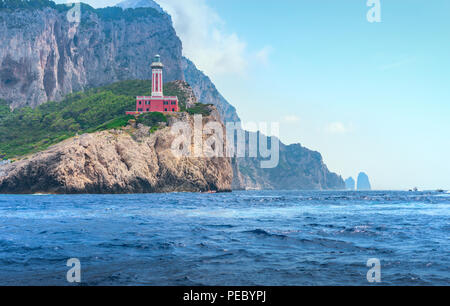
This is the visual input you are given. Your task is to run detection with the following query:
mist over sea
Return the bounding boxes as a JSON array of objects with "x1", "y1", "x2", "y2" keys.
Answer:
[{"x1": 0, "y1": 191, "x2": 448, "y2": 286}]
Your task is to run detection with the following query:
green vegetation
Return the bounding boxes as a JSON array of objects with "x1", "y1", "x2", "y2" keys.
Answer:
[
  {"x1": 0, "y1": 80, "x2": 196, "y2": 159},
  {"x1": 136, "y1": 112, "x2": 167, "y2": 127},
  {"x1": 95, "y1": 80, "x2": 152, "y2": 97},
  {"x1": 164, "y1": 82, "x2": 189, "y2": 111},
  {"x1": 149, "y1": 125, "x2": 161, "y2": 134},
  {"x1": 87, "y1": 115, "x2": 135, "y2": 133},
  {"x1": 0, "y1": 0, "x2": 73, "y2": 12},
  {"x1": 0, "y1": 0, "x2": 58, "y2": 10},
  {"x1": 0, "y1": 1, "x2": 162, "y2": 22},
  {"x1": 95, "y1": 7, "x2": 162, "y2": 22},
  {"x1": 187, "y1": 103, "x2": 213, "y2": 116},
  {"x1": 0, "y1": 89, "x2": 135, "y2": 158},
  {"x1": 136, "y1": 112, "x2": 167, "y2": 134},
  {"x1": 0, "y1": 100, "x2": 10, "y2": 120}
]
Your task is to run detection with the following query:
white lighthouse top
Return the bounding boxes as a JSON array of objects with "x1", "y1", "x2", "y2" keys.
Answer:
[{"x1": 151, "y1": 54, "x2": 164, "y2": 68}]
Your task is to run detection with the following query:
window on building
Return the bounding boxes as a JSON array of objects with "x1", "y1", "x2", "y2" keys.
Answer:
[
  {"x1": 164, "y1": 108, "x2": 168, "y2": 112},
  {"x1": 172, "y1": 108, "x2": 175, "y2": 112},
  {"x1": 145, "y1": 101, "x2": 150, "y2": 105},
  {"x1": 171, "y1": 101, "x2": 176, "y2": 105},
  {"x1": 139, "y1": 101, "x2": 142, "y2": 105},
  {"x1": 138, "y1": 108, "x2": 143, "y2": 112}
]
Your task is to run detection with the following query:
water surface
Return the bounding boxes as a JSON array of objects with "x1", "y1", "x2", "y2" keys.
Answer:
[{"x1": 0, "y1": 191, "x2": 448, "y2": 285}]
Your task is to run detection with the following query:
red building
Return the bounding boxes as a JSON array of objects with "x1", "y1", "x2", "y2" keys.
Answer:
[{"x1": 126, "y1": 55, "x2": 179, "y2": 115}]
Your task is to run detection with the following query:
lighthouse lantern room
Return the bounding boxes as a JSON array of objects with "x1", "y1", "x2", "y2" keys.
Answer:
[{"x1": 126, "y1": 55, "x2": 179, "y2": 115}]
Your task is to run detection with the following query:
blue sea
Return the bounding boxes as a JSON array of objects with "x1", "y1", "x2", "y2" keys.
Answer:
[{"x1": 0, "y1": 191, "x2": 448, "y2": 286}]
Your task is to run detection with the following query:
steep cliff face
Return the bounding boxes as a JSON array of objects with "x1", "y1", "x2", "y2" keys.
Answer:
[
  {"x1": 0, "y1": 109, "x2": 232, "y2": 194},
  {"x1": 0, "y1": 3, "x2": 184, "y2": 109},
  {"x1": 0, "y1": 1, "x2": 344, "y2": 191}
]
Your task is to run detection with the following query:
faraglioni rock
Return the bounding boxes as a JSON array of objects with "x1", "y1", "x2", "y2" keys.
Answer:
[
  {"x1": 357, "y1": 172, "x2": 372, "y2": 191},
  {"x1": 345, "y1": 177, "x2": 355, "y2": 190},
  {"x1": 0, "y1": 110, "x2": 232, "y2": 194}
]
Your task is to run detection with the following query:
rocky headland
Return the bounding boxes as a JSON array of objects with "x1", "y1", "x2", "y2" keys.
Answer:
[{"x1": 0, "y1": 106, "x2": 232, "y2": 194}]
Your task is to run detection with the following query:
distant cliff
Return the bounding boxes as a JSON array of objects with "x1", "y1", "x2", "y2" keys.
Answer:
[{"x1": 232, "y1": 134, "x2": 344, "y2": 190}]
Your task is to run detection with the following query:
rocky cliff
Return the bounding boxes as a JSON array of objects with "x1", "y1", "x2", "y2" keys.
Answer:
[
  {"x1": 0, "y1": 1, "x2": 345, "y2": 191},
  {"x1": 0, "y1": 2, "x2": 184, "y2": 109},
  {"x1": 0, "y1": 108, "x2": 232, "y2": 194}
]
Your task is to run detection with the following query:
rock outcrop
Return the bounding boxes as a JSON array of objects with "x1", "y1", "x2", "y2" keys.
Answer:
[
  {"x1": 345, "y1": 177, "x2": 356, "y2": 190},
  {"x1": 357, "y1": 172, "x2": 372, "y2": 191},
  {"x1": 0, "y1": 109, "x2": 232, "y2": 194}
]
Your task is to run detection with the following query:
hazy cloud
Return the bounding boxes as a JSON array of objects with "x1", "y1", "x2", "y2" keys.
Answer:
[{"x1": 157, "y1": 0, "x2": 248, "y2": 78}]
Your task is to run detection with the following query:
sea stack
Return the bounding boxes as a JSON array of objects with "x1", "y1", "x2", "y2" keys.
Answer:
[
  {"x1": 345, "y1": 177, "x2": 356, "y2": 190},
  {"x1": 357, "y1": 172, "x2": 372, "y2": 191}
]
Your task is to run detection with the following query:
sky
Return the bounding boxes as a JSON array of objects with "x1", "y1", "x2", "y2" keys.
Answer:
[{"x1": 56, "y1": 0, "x2": 450, "y2": 190}]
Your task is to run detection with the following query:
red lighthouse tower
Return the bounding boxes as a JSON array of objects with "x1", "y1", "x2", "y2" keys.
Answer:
[
  {"x1": 151, "y1": 54, "x2": 164, "y2": 97},
  {"x1": 127, "y1": 55, "x2": 179, "y2": 115}
]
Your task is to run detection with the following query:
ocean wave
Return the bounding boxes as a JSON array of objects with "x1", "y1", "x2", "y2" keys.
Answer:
[
  {"x1": 242, "y1": 229, "x2": 288, "y2": 239},
  {"x1": 204, "y1": 224, "x2": 236, "y2": 229}
]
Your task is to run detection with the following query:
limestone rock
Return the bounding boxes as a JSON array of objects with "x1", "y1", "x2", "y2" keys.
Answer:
[
  {"x1": 0, "y1": 112, "x2": 232, "y2": 194},
  {"x1": 0, "y1": 4, "x2": 184, "y2": 109}
]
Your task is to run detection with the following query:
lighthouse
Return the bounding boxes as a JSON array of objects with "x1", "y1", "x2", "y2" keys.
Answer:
[
  {"x1": 126, "y1": 54, "x2": 179, "y2": 115},
  {"x1": 151, "y1": 54, "x2": 164, "y2": 97}
]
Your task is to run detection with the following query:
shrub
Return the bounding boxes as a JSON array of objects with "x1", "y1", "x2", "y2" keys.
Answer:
[
  {"x1": 136, "y1": 112, "x2": 167, "y2": 127},
  {"x1": 187, "y1": 103, "x2": 212, "y2": 116},
  {"x1": 89, "y1": 115, "x2": 135, "y2": 132}
]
